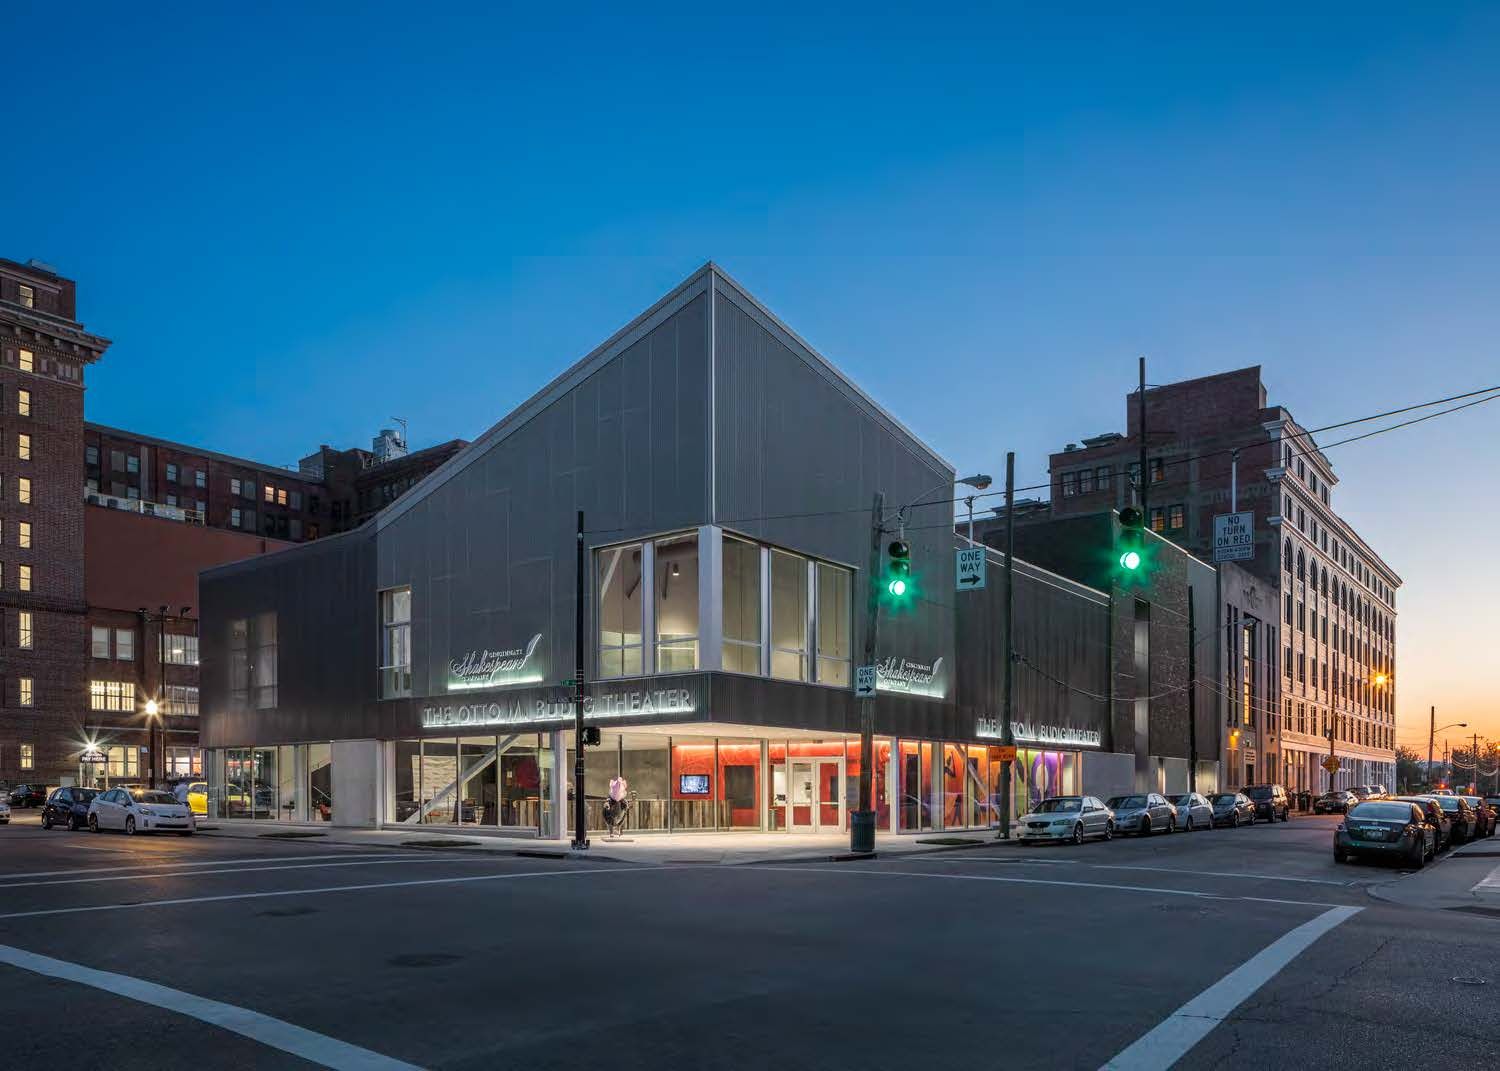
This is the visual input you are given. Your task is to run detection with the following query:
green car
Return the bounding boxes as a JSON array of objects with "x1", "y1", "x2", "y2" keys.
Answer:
[{"x1": 1335, "y1": 800, "x2": 1435, "y2": 867}]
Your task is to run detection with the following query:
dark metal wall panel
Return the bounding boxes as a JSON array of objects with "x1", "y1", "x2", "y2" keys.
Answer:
[{"x1": 711, "y1": 286, "x2": 957, "y2": 698}]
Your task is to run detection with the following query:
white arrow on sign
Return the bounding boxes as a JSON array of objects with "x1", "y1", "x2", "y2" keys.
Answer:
[{"x1": 956, "y1": 547, "x2": 986, "y2": 591}]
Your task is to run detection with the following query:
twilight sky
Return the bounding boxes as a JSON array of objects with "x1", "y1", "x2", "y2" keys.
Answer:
[{"x1": 5, "y1": 5, "x2": 1498, "y2": 748}]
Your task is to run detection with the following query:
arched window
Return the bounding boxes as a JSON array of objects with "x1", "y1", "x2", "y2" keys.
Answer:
[
  {"x1": 1296, "y1": 548, "x2": 1305, "y2": 580},
  {"x1": 1283, "y1": 539, "x2": 1293, "y2": 573}
]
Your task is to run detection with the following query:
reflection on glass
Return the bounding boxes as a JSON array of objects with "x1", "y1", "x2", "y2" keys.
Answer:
[
  {"x1": 307, "y1": 742, "x2": 332, "y2": 822},
  {"x1": 771, "y1": 551, "x2": 808, "y2": 681},
  {"x1": 943, "y1": 744, "x2": 964, "y2": 830},
  {"x1": 717, "y1": 739, "x2": 761, "y2": 830},
  {"x1": 394, "y1": 740, "x2": 421, "y2": 822},
  {"x1": 597, "y1": 543, "x2": 644, "y2": 678},
  {"x1": 461, "y1": 736, "x2": 498, "y2": 826},
  {"x1": 278, "y1": 744, "x2": 297, "y2": 821},
  {"x1": 768, "y1": 743, "x2": 788, "y2": 831},
  {"x1": 722, "y1": 537, "x2": 761, "y2": 674},
  {"x1": 671, "y1": 738, "x2": 717, "y2": 830},
  {"x1": 655, "y1": 534, "x2": 699, "y2": 672},
  {"x1": 421, "y1": 739, "x2": 458, "y2": 824},
  {"x1": 498, "y1": 735, "x2": 540, "y2": 828},
  {"x1": 816, "y1": 563, "x2": 851, "y2": 685}
]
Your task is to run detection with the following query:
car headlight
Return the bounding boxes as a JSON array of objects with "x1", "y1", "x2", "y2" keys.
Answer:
[
  {"x1": 137, "y1": 807, "x2": 155, "y2": 816},
  {"x1": 1051, "y1": 818, "x2": 1072, "y2": 826}
]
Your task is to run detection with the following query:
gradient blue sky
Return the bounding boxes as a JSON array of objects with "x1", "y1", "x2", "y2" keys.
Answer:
[{"x1": 6, "y1": 6, "x2": 1498, "y2": 746}]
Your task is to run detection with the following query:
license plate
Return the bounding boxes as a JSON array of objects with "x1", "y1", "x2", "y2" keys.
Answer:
[{"x1": 1357, "y1": 828, "x2": 1387, "y2": 839}]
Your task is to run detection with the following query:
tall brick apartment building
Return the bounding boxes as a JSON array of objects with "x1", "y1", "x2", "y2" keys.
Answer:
[
  {"x1": 1, "y1": 257, "x2": 467, "y2": 790},
  {"x1": 1, "y1": 259, "x2": 111, "y2": 786},
  {"x1": 1042, "y1": 367, "x2": 1400, "y2": 793}
]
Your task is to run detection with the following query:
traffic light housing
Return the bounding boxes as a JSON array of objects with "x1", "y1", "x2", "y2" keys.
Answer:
[
  {"x1": 886, "y1": 540, "x2": 911, "y2": 599},
  {"x1": 1117, "y1": 506, "x2": 1149, "y2": 580}
]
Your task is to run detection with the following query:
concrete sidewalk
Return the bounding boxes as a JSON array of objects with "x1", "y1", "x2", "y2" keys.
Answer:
[
  {"x1": 1367, "y1": 837, "x2": 1500, "y2": 915},
  {"x1": 194, "y1": 820, "x2": 1009, "y2": 865}
]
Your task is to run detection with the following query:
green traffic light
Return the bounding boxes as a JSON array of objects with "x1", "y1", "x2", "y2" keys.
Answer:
[
  {"x1": 888, "y1": 578, "x2": 908, "y2": 597},
  {"x1": 1119, "y1": 549, "x2": 1142, "y2": 571}
]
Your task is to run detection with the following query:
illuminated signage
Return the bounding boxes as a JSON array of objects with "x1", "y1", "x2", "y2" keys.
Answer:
[
  {"x1": 448, "y1": 634, "x2": 544, "y2": 691},
  {"x1": 422, "y1": 687, "x2": 697, "y2": 729},
  {"x1": 976, "y1": 717, "x2": 1102, "y2": 749},
  {"x1": 876, "y1": 654, "x2": 946, "y2": 698}
]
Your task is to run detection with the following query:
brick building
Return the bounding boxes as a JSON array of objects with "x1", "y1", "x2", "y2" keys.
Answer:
[
  {"x1": 1, "y1": 258, "x2": 110, "y2": 786},
  {"x1": 2, "y1": 256, "x2": 468, "y2": 790},
  {"x1": 298, "y1": 433, "x2": 467, "y2": 534},
  {"x1": 1042, "y1": 367, "x2": 1399, "y2": 792}
]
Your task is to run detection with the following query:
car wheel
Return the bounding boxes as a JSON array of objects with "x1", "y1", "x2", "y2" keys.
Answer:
[
  {"x1": 1140, "y1": 816, "x2": 1152, "y2": 836},
  {"x1": 1426, "y1": 839, "x2": 1436, "y2": 862},
  {"x1": 1072, "y1": 823, "x2": 1084, "y2": 846},
  {"x1": 1103, "y1": 821, "x2": 1114, "y2": 841},
  {"x1": 1408, "y1": 841, "x2": 1425, "y2": 869},
  {"x1": 1232, "y1": 812, "x2": 1241, "y2": 828},
  {"x1": 41, "y1": 812, "x2": 52, "y2": 830},
  {"x1": 88, "y1": 814, "x2": 99, "y2": 833},
  {"x1": 1334, "y1": 846, "x2": 1347, "y2": 863},
  {"x1": 125, "y1": 816, "x2": 136, "y2": 835}
]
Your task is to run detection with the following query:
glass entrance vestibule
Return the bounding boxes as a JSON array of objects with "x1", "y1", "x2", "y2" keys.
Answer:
[{"x1": 383, "y1": 727, "x2": 1082, "y2": 835}]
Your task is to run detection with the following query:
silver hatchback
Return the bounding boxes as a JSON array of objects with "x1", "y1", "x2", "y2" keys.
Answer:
[{"x1": 1107, "y1": 793, "x2": 1178, "y2": 835}]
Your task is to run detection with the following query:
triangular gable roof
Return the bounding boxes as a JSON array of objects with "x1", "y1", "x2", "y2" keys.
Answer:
[{"x1": 376, "y1": 261, "x2": 952, "y2": 532}]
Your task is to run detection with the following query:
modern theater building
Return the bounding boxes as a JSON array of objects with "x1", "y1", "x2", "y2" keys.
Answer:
[{"x1": 198, "y1": 265, "x2": 1210, "y2": 836}]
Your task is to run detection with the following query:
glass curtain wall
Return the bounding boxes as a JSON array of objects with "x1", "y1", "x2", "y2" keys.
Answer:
[
  {"x1": 770, "y1": 551, "x2": 808, "y2": 681},
  {"x1": 308, "y1": 743, "x2": 332, "y2": 821},
  {"x1": 815, "y1": 563, "x2": 851, "y2": 685},
  {"x1": 722, "y1": 537, "x2": 761, "y2": 674},
  {"x1": 597, "y1": 543, "x2": 644, "y2": 678},
  {"x1": 654, "y1": 533, "x2": 699, "y2": 672}
]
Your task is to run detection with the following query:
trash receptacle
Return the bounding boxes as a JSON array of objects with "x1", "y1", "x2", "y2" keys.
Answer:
[{"x1": 850, "y1": 810, "x2": 876, "y2": 853}]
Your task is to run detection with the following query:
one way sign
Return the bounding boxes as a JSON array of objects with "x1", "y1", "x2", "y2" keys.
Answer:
[{"x1": 956, "y1": 547, "x2": 986, "y2": 592}]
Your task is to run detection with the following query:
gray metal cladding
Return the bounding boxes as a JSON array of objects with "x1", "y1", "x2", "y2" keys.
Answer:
[
  {"x1": 711, "y1": 285, "x2": 957, "y2": 686},
  {"x1": 376, "y1": 290, "x2": 711, "y2": 699}
]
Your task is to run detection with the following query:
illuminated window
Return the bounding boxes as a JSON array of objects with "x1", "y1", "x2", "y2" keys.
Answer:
[
  {"x1": 19, "y1": 743, "x2": 34, "y2": 769},
  {"x1": 597, "y1": 543, "x2": 644, "y2": 678},
  {"x1": 18, "y1": 521, "x2": 29, "y2": 548},
  {"x1": 230, "y1": 478, "x2": 241, "y2": 496},
  {"x1": 165, "y1": 685, "x2": 199, "y2": 716},
  {"x1": 89, "y1": 680, "x2": 135, "y2": 712},
  {"x1": 18, "y1": 565, "x2": 31, "y2": 591},
  {"x1": 16, "y1": 389, "x2": 29, "y2": 416},
  {"x1": 18, "y1": 611, "x2": 33, "y2": 649},
  {"x1": 721, "y1": 536, "x2": 761, "y2": 674},
  {"x1": 815, "y1": 561, "x2": 852, "y2": 686},
  {"x1": 1150, "y1": 458, "x2": 1165, "y2": 482},
  {"x1": 1168, "y1": 504, "x2": 1185, "y2": 530},
  {"x1": 277, "y1": 488, "x2": 288, "y2": 506},
  {"x1": 770, "y1": 550, "x2": 808, "y2": 682},
  {"x1": 164, "y1": 633, "x2": 199, "y2": 665},
  {"x1": 654, "y1": 533, "x2": 699, "y2": 673},
  {"x1": 380, "y1": 588, "x2": 412, "y2": 697},
  {"x1": 1149, "y1": 507, "x2": 1165, "y2": 532},
  {"x1": 18, "y1": 284, "x2": 34, "y2": 308},
  {"x1": 17, "y1": 477, "x2": 30, "y2": 503},
  {"x1": 19, "y1": 677, "x2": 34, "y2": 706},
  {"x1": 18, "y1": 348, "x2": 33, "y2": 372},
  {"x1": 17, "y1": 433, "x2": 31, "y2": 460},
  {"x1": 264, "y1": 485, "x2": 274, "y2": 503}
]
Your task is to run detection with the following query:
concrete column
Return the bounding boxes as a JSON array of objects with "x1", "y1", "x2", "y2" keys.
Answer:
[
  {"x1": 549, "y1": 730, "x2": 566, "y2": 840},
  {"x1": 330, "y1": 739, "x2": 383, "y2": 828}
]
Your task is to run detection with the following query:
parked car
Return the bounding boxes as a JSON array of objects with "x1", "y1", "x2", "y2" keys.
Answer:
[
  {"x1": 1243, "y1": 784, "x2": 1291, "y2": 822},
  {"x1": 1335, "y1": 800, "x2": 1436, "y2": 867},
  {"x1": 183, "y1": 781, "x2": 209, "y2": 817},
  {"x1": 1210, "y1": 792, "x2": 1257, "y2": 827},
  {"x1": 1460, "y1": 796, "x2": 1495, "y2": 838},
  {"x1": 1348, "y1": 786, "x2": 1372, "y2": 801},
  {"x1": 41, "y1": 787, "x2": 99, "y2": 831},
  {"x1": 1392, "y1": 796, "x2": 1453, "y2": 849},
  {"x1": 1485, "y1": 796, "x2": 1500, "y2": 819},
  {"x1": 1366, "y1": 784, "x2": 1388, "y2": 799},
  {"x1": 1426, "y1": 794, "x2": 1478, "y2": 845},
  {"x1": 1018, "y1": 796, "x2": 1115, "y2": 844},
  {"x1": 8, "y1": 784, "x2": 48, "y2": 808},
  {"x1": 1107, "y1": 793, "x2": 1177, "y2": 835},
  {"x1": 0, "y1": 798, "x2": 9, "y2": 824},
  {"x1": 1167, "y1": 792, "x2": 1214, "y2": 832},
  {"x1": 1314, "y1": 790, "x2": 1358, "y2": 814},
  {"x1": 87, "y1": 787, "x2": 195, "y2": 835}
]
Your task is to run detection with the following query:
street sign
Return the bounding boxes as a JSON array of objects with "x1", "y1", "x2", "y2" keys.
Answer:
[
  {"x1": 994, "y1": 745, "x2": 1017, "y2": 763},
  {"x1": 855, "y1": 664, "x2": 877, "y2": 699},
  {"x1": 1322, "y1": 756, "x2": 1341, "y2": 774},
  {"x1": 956, "y1": 547, "x2": 986, "y2": 591},
  {"x1": 1213, "y1": 511, "x2": 1254, "y2": 563}
]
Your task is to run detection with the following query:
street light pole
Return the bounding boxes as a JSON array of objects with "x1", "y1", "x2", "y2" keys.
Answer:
[
  {"x1": 1428, "y1": 705, "x2": 1435, "y2": 790},
  {"x1": 572, "y1": 510, "x2": 589, "y2": 851},
  {"x1": 1000, "y1": 452, "x2": 1016, "y2": 842}
]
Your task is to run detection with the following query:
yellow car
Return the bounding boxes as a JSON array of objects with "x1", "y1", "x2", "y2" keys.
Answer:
[{"x1": 185, "y1": 781, "x2": 209, "y2": 816}]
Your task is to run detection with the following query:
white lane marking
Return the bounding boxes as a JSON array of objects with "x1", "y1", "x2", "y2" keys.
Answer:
[
  {"x1": 920, "y1": 857, "x2": 1354, "y2": 887},
  {"x1": 0, "y1": 854, "x2": 412, "y2": 882},
  {"x1": 0, "y1": 865, "x2": 672, "y2": 921},
  {"x1": 0, "y1": 942, "x2": 421, "y2": 1070},
  {"x1": 1100, "y1": 905, "x2": 1361, "y2": 1070},
  {"x1": 735, "y1": 865, "x2": 1341, "y2": 908},
  {"x1": 1475, "y1": 862, "x2": 1500, "y2": 891},
  {"x1": 0, "y1": 856, "x2": 488, "y2": 890}
]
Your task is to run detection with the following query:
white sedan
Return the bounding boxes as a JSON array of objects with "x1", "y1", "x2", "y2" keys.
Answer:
[
  {"x1": 1167, "y1": 792, "x2": 1215, "y2": 832},
  {"x1": 88, "y1": 787, "x2": 195, "y2": 835},
  {"x1": 1019, "y1": 796, "x2": 1115, "y2": 844}
]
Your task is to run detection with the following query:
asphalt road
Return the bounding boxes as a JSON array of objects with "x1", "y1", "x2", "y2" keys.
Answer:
[{"x1": 0, "y1": 812, "x2": 1496, "y2": 1070}]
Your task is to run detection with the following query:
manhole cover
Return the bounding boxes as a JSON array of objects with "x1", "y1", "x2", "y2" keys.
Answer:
[{"x1": 1451, "y1": 977, "x2": 1488, "y2": 986}]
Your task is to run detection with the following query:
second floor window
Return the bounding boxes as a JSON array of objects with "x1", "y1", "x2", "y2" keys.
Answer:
[
  {"x1": 91, "y1": 626, "x2": 111, "y2": 658},
  {"x1": 164, "y1": 633, "x2": 199, "y2": 665},
  {"x1": 230, "y1": 612, "x2": 278, "y2": 709},
  {"x1": 380, "y1": 587, "x2": 412, "y2": 697},
  {"x1": 115, "y1": 628, "x2": 134, "y2": 661},
  {"x1": 597, "y1": 543, "x2": 644, "y2": 678},
  {"x1": 722, "y1": 536, "x2": 761, "y2": 674},
  {"x1": 654, "y1": 533, "x2": 699, "y2": 673},
  {"x1": 1168, "y1": 504, "x2": 1185, "y2": 530},
  {"x1": 89, "y1": 680, "x2": 134, "y2": 712},
  {"x1": 166, "y1": 463, "x2": 179, "y2": 483},
  {"x1": 1149, "y1": 508, "x2": 1165, "y2": 532}
]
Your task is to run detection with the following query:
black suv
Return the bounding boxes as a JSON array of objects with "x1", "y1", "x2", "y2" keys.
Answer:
[
  {"x1": 8, "y1": 784, "x2": 48, "y2": 808},
  {"x1": 41, "y1": 787, "x2": 98, "y2": 831},
  {"x1": 1243, "y1": 784, "x2": 1291, "y2": 822}
]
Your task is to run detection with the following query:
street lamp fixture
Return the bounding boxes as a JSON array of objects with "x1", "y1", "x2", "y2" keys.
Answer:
[{"x1": 145, "y1": 698, "x2": 159, "y2": 717}]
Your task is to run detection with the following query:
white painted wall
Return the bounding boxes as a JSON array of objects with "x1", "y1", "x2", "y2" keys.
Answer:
[{"x1": 331, "y1": 739, "x2": 383, "y2": 828}]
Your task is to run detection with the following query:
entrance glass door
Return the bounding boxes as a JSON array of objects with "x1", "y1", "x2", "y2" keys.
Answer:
[{"x1": 789, "y1": 758, "x2": 843, "y2": 832}]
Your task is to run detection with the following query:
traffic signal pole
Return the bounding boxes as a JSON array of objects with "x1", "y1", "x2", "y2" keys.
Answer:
[
  {"x1": 1000, "y1": 452, "x2": 1016, "y2": 842},
  {"x1": 853, "y1": 491, "x2": 885, "y2": 853}
]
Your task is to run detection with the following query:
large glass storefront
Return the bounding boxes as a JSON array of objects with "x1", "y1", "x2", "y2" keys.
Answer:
[
  {"x1": 391, "y1": 733, "x2": 554, "y2": 835},
  {"x1": 208, "y1": 742, "x2": 333, "y2": 822}
]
